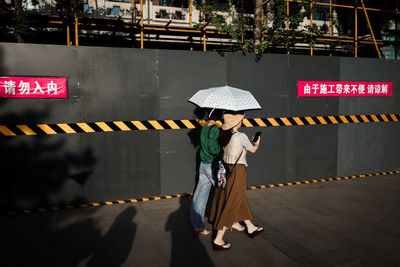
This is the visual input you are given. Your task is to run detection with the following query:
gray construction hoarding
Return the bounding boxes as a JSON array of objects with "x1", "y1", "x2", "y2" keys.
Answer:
[{"x1": 0, "y1": 43, "x2": 399, "y2": 210}]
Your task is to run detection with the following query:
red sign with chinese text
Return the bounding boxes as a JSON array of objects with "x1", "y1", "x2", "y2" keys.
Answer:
[
  {"x1": 0, "y1": 77, "x2": 67, "y2": 98},
  {"x1": 298, "y1": 81, "x2": 392, "y2": 97}
]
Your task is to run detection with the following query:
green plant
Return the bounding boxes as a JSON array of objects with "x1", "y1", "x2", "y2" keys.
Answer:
[{"x1": 194, "y1": 0, "x2": 343, "y2": 54}]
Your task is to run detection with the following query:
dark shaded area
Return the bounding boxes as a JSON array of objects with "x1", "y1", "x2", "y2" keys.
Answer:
[
  {"x1": 1, "y1": 206, "x2": 137, "y2": 267},
  {"x1": 0, "y1": 110, "x2": 96, "y2": 211},
  {"x1": 165, "y1": 197, "x2": 215, "y2": 267},
  {"x1": 87, "y1": 206, "x2": 137, "y2": 267},
  {"x1": 187, "y1": 107, "x2": 208, "y2": 190},
  {"x1": 0, "y1": 47, "x2": 96, "y2": 212}
]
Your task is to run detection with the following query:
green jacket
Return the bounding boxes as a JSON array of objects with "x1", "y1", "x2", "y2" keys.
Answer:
[{"x1": 200, "y1": 125, "x2": 221, "y2": 164}]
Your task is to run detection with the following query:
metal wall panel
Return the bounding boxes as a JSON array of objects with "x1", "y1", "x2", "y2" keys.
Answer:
[
  {"x1": 77, "y1": 47, "x2": 161, "y2": 201},
  {"x1": 287, "y1": 55, "x2": 340, "y2": 180},
  {"x1": 226, "y1": 53, "x2": 289, "y2": 185},
  {"x1": 0, "y1": 43, "x2": 83, "y2": 210},
  {"x1": 0, "y1": 43, "x2": 80, "y2": 124},
  {"x1": 337, "y1": 57, "x2": 400, "y2": 176},
  {"x1": 158, "y1": 50, "x2": 226, "y2": 195}
]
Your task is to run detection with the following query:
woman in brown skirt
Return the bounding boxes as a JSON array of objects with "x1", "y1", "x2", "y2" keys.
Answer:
[{"x1": 210, "y1": 113, "x2": 263, "y2": 250}]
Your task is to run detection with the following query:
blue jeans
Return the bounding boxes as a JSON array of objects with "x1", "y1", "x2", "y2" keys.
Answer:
[{"x1": 190, "y1": 162, "x2": 215, "y2": 230}]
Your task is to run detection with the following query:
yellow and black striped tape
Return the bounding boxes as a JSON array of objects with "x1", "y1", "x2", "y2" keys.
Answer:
[
  {"x1": 247, "y1": 170, "x2": 400, "y2": 189},
  {"x1": 1, "y1": 113, "x2": 400, "y2": 136},
  {"x1": 3, "y1": 170, "x2": 399, "y2": 216}
]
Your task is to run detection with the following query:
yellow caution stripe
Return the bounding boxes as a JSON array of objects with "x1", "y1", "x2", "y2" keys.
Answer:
[
  {"x1": 246, "y1": 170, "x2": 400, "y2": 190},
  {"x1": 3, "y1": 171, "x2": 399, "y2": 216},
  {"x1": 1, "y1": 113, "x2": 400, "y2": 136}
]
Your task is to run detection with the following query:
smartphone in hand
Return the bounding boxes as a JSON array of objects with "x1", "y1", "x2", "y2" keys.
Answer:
[{"x1": 252, "y1": 131, "x2": 262, "y2": 143}]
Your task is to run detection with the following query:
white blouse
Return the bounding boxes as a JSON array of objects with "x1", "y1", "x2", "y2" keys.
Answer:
[{"x1": 223, "y1": 129, "x2": 254, "y2": 166}]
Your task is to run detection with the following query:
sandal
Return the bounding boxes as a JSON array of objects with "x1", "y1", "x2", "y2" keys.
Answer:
[
  {"x1": 212, "y1": 241, "x2": 231, "y2": 250},
  {"x1": 231, "y1": 223, "x2": 245, "y2": 232},
  {"x1": 195, "y1": 228, "x2": 212, "y2": 236},
  {"x1": 246, "y1": 227, "x2": 264, "y2": 238}
]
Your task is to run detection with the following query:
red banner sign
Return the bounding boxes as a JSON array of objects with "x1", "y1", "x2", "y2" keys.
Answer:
[
  {"x1": 298, "y1": 81, "x2": 392, "y2": 97},
  {"x1": 0, "y1": 77, "x2": 67, "y2": 98}
]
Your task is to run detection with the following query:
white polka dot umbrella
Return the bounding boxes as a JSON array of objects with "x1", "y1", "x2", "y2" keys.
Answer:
[{"x1": 188, "y1": 85, "x2": 261, "y2": 111}]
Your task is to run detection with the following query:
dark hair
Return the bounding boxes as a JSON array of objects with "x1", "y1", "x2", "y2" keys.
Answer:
[
  {"x1": 218, "y1": 129, "x2": 233, "y2": 148},
  {"x1": 208, "y1": 109, "x2": 223, "y2": 121},
  {"x1": 193, "y1": 107, "x2": 208, "y2": 120},
  {"x1": 192, "y1": 108, "x2": 224, "y2": 121}
]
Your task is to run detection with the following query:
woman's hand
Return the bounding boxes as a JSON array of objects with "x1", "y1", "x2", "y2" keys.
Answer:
[{"x1": 248, "y1": 137, "x2": 260, "y2": 153}]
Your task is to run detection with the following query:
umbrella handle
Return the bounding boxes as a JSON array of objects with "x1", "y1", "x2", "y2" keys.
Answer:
[{"x1": 208, "y1": 108, "x2": 215, "y2": 119}]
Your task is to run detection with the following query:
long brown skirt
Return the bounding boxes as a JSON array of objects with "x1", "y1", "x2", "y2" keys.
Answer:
[{"x1": 209, "y1": 164, "x2": 254, "y2": 230}]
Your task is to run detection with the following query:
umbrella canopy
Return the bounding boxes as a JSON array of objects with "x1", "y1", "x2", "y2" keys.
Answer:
[{"x1": 188, "y1": 85, "x2": 261, "y2": 111}]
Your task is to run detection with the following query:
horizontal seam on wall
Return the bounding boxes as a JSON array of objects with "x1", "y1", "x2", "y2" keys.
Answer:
[{"x1": 3, "y1": 170, "x2": 399, "y2": 216}]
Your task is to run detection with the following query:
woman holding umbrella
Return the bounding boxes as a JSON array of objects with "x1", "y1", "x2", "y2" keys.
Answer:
[
  {"x1": 188, "y1": 85, "x2": 262, "y2": 242},
  {"x1": 189, "y1": 108, "x2": 224, "y2": 235},
  {"x1": 210, "y1": 112, "x2": 263, "y2": 250}
]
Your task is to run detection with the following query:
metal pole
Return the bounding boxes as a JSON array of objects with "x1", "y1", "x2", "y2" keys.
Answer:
[
  {"x1": 203, "y1": 0, "x2": 206, "y2": 52},
  {"x1": 360, "y1": 0, "x2": 381, "y2": 58},
  {"x1": 203, "y1": 12, "x2": 206, "y2": 51},
  {"x1": 132, "y1": 0, "x2": 135, "y2": 25},
  {"x1": 395, "y1": 1, "x2": 398, "y2": 60},
  {"x1": 189, "y1": 0, "x2": 192, "y2": 27},
  {"x1": 140, "y1": 0, "x2": 143, "y2": 49},
  {"x1": 132, "y1": 0, "x2": 135, "y2": 46},
  {"x1": 287, "y1": 0, "x2": 290, "y2": 54},
  {"x1": 355, "y1": 0, "x2": 358, "y2": 58},
  {"x1": 310, "y1": 0, "x2": 313, "y2": 56},
  {"x1": 190, "y1": 0, "x2": 193, "y2": 51},
  {"x1": 67, "y1": 25, "x2": 71, "y2": 46},
  {"x1": 329, "y1": 0, "x2": 332, "y2": 56},
  {"x1": 261, "y1": 8, "x2": 264, "y2": 42},
  {"x1": 74, "y1": 0, "x2": 78, "y2": 46}
]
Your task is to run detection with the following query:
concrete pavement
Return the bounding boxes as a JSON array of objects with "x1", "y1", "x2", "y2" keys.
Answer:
[{"x1": 1, "y1": 174, "x2": 400, "y2": 267}]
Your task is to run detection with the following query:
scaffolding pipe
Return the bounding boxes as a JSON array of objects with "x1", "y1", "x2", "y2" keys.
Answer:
[
  {"x1": 360, "y1": 0, "x2": 381, "y2": 58},
  {"x1": 140, "y1": 0, "x2": 143, "y2": 49},
  {"x1": 261, "y1": 8, "x2": 264, "y2": 42},
  {"x1": 310, "y1": 0, "x2": 313, "y2": 56},
  {"x1": 67, "y1": 25, "x2": 70, "y2": 46},
  {"x1": 355, "y1": 0, "x2": 358, "y2": 58},
  {"x1": 189, "y1": 0, "x2": 192, "y2": 27},
  {"x1": 203, "y1": 1, "x2": 206, "y2": 52},
  {"x1": 190, "y1": 0, "x2": 193, "y2": 51},
  {"x1": 74, "y1": 0, "x2": 78, "y2": 46},
  {"x1": 131, "y1": 0, "x2": 135, "y2": 46},
  {"x1": 287, "y1": 0, "x2": 290, "y2": 55},
  {"x1": 203, "y1": 13, "x2": 206, "y2": 51},
  {"x1": 395, "y1": 1, "x2": 398, "y2": 60},
  {"x1": 329, "y1": 0, "x2": 332, "y2": 56}
]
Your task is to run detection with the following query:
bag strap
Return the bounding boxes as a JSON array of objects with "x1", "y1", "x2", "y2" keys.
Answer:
[{"x1": 229, "y1": 150, "x2": 243, "y2": 177}]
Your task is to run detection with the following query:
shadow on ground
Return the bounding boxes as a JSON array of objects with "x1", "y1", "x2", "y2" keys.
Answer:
[
  {"x1": 165, "y1": 197, "x2": 215, "y2": 267},
  {"x1": 1, "y1": 206, "x2": 137, "y2": 267}
]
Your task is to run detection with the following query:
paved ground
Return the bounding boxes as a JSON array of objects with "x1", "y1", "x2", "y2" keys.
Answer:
[{"x1": 1, "y1": 174, "x2": 400, "y2": 267}]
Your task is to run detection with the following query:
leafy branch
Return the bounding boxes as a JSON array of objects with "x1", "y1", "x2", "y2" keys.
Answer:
[{"x1": 194, "y1": 0, "x2": 344, "y2": 54}]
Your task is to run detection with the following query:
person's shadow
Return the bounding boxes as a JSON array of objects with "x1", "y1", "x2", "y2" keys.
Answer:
[
  {"x1": 87, "y1": 206, "x2": 137, "y2": 267},
  {"x1": 187, "y1": 127, "x2": 202, "y2": 192},
  {"x1": 165, "y1": 197, "x2": 215, "y2": 267}
]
